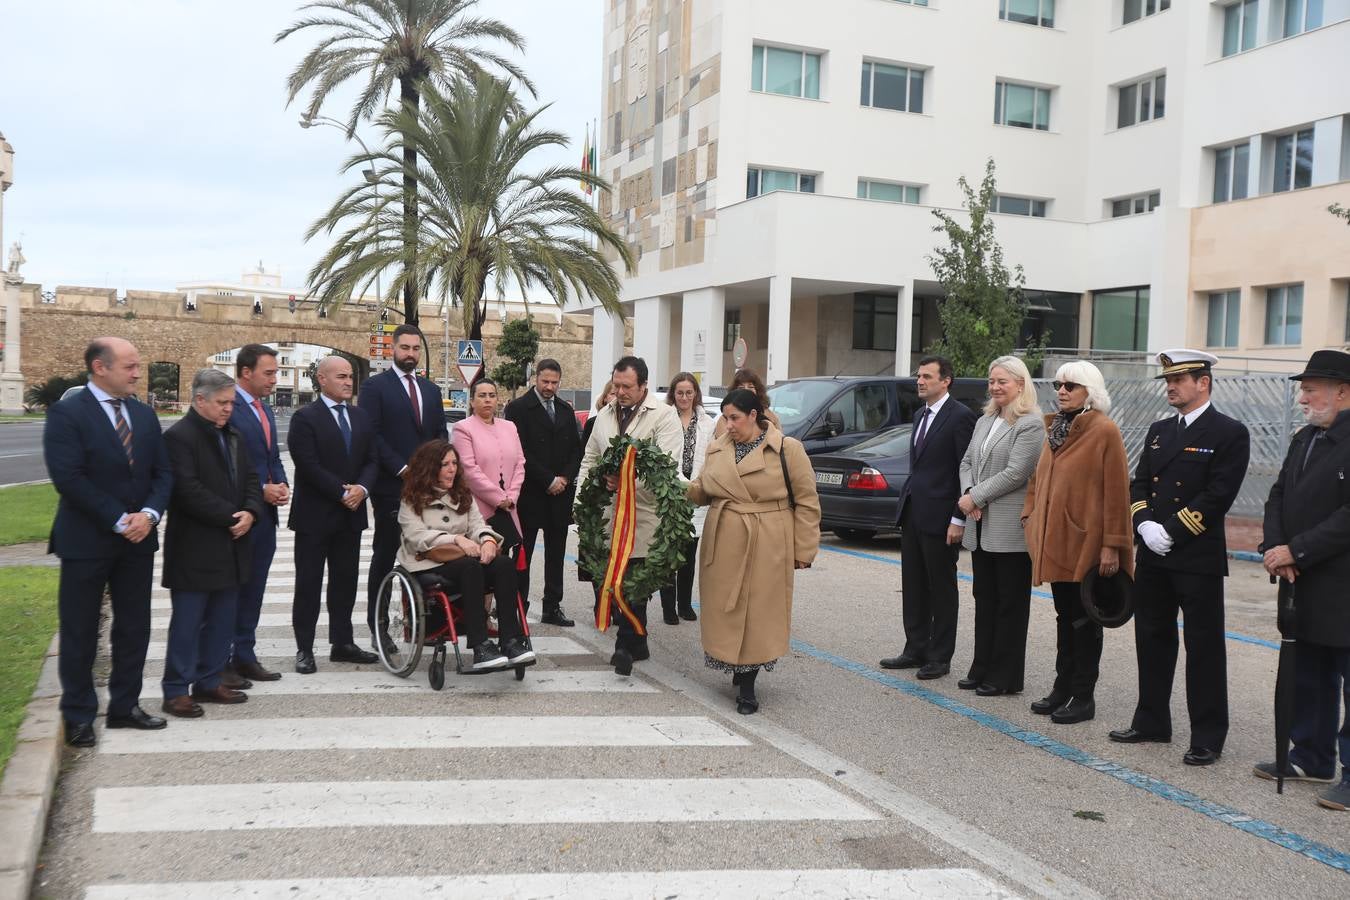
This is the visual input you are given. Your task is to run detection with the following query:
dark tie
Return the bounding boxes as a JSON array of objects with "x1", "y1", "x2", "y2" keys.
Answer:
[
  {"x1": 335, "y1": 403, "x2": 353, "y2": 453},
  {"x1": 617, "y1": 405, "x2": 634, "y2": 435},
  {"x1": 1177, "y1": 415, "x2": 1187, "y2": 438},
  {"x1": 545, "y1": 397, "x2": 555, "y2": 422},
  {"x1": 914, "y1": 407, "x2": 931, "y2": 454},
  {"x1": 405, "y1": 375, "x2": 422, "y2": 430},
  {"x1": 108, "y1": 399, "x2": 134, "y2": 466},
  {"x1": 218, "y1": 430, "x2": 235, "y2": 488}
]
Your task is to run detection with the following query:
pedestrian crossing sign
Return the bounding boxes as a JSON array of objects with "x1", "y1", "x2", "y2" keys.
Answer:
[{"x1": 456, "y1": 339, "x2": 484, "y2": 385}]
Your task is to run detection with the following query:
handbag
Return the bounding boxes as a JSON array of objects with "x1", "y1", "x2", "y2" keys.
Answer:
[
  {"x1": 418, "y1": 542, "x2": 465, "y2": 563},
  {"x1": 486, "y1": 509, "x2": 522, "y2": 552}
]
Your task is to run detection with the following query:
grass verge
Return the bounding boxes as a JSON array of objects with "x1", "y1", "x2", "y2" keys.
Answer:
[
  {"x1": 0, "y1": 483, "x2": 57, "y2": 546},
  {"x1": 0, "y1": 567, "x2": 59, "y2": 775}
]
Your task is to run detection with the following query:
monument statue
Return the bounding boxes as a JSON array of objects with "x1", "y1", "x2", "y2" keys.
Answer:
[{"x1": 5, "y1": 240, "x2": 23, "y2": 276}]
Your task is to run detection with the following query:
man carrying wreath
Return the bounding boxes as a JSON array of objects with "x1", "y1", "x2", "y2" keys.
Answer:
[{"x1": 577, "y1": 356, "x2": 684, "y2": 675}]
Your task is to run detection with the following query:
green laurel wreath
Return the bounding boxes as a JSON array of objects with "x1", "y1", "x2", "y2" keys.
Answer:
[{"x1": 576, "y1": 434, "x2": 695, "y2": 604}]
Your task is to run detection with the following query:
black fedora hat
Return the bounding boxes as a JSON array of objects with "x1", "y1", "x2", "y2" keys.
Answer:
[
  {"x1": 1290, "y1": 350, "x2": 1350, "y2": 382},
  {"x1": 1080, "y1": 568, "x2": 1134, "y2": 629}
]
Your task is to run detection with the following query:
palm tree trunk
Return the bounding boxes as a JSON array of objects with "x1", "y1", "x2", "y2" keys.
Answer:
[
  {"x1": 467, "y1": 273, "x2": 490, "y2": 341},
  {"x1": 400, "y1": 75, "x2": 420, "y2": 327}
]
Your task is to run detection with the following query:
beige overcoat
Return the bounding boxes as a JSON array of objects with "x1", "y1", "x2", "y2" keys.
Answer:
[{"x1": 688, "y1": 425, "x2": 821, "y2": 666}]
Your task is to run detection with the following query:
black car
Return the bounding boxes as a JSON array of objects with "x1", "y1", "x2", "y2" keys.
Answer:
[{"x1": 813, "y1": 425, "x2": 915, "y2": 541}]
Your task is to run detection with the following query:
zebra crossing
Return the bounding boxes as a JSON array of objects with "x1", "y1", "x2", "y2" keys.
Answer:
[{"x1": 42, "y1": 473, "x2": 1023, "y2": 899}]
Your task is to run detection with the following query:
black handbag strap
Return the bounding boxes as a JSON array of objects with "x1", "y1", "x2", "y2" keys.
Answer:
[{"x1": 780, "y1": 444, "x2": 795, "y2": 510}]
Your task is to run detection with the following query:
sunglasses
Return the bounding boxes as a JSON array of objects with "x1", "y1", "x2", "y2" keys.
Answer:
[{"x1": 1052, "y1": 381, "x2": 1082, "y2": 392}]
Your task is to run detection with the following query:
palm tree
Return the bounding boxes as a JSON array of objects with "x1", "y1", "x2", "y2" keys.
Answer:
[
  {"x1": 305, "y1": 75, "x2": 633, "y2": 341},
  {"x1": 277, "y1": 0, "x2": 534, "y2": 326}
]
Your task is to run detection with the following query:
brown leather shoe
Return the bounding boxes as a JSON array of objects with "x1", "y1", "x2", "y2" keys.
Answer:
[
  {"x1": 190, "y1": 685, "x2": 248, "y2": 704},
  {"x1": 220, "y1": 668, "x2": 253, "y2": 691},
  {"x1": 234, "y1": 660, "x2": 282, "y2": 682},
  {"x1": 161, "y1": 695, "x2": 204, "y2": 718}
]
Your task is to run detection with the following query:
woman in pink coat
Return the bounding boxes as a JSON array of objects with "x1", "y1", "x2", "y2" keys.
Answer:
[{"x1": 452, "y1": 378, "x2": 526, "y2": 542}]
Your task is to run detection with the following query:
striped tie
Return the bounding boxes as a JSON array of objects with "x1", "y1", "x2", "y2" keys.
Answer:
[{"x1": 109, "y1": 399, "x2": 134, "y2": 466}]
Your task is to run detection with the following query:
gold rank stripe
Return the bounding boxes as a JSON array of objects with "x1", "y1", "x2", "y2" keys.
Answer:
[
  {"x1": 1130, "y1": 501, "x2": 1149, "y2": 515},
  {"x1": 1177, "y1": 507, "x2": 1205, "y2": 535}
]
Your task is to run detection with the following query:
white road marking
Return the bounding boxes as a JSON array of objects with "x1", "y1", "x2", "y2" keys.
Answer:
[
  {"x1": 140, "y1": 635, "x2": 592, "y2": 660},
  {"x1": 136, "y1": 670, "x2": 657, "y2": 699}
]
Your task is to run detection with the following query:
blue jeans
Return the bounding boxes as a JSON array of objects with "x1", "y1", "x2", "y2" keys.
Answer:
[
  {"x1": 1289, "y1": 641, "x2": 1350, "y2": 783},
  {"x1": 163, "y1": 588, "x2": 238, "y2": 698},
  {"x1": 232, "y1": 517, "x2": 276, "y2": 666}
]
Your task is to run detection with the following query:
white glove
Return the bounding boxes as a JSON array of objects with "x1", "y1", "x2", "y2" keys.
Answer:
[{"x1": 1138, "y1": 520, "x2": 1173, "y2": 556}]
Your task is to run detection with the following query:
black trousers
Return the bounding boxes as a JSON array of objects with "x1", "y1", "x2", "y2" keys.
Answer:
[
  {"x1": 424, "y1": 554, "x2": 522, "y2": 648},
  {"x1": 1129, "y1": 564, "x2": 1229, "y2": 751},
  {"x1": 521, "y1": 519, "x2": 567, "y2": 610},
  {"x1": 292, "y1": 527, "x2": 360, "y2": 652},
  {"x1": 366, "y1": 491, "x2": 401, "y2": 635},
  {"x1": 1289, "y1": 641, "x2": 1350, "y2": 781},
  {"x1": 660, "y1": 537, "x2": 699, "y2": 616},
  {"x1": 968, "y1": 548, "x2": 1032, "y2": 692},
  {"x1": 1050, "y1": 581, "x2": 1102, "y2": 700},
  {"x1": 899, "y1": 506, "x2": 960, "y2": 665},
  {"x1": 608, "y1": 556, "x2": 650, "y2": 654},
  {"x1": 58, "y1": 551, "x2": 154, "y2": 724}
]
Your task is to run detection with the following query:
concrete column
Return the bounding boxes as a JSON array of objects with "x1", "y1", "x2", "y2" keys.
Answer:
[
  {"x1": 1311, "y1": 115, "x2": 1346, "y2": 186},
  {"x1": 0, "y1": 134, "x2": 23, "y2": 415},
  {"x1": 632, "y1": 296, "x2": 673, "y2": 388},
  {"x1": 679, "y1": 286, "x2": 726, "y2": 388},
  {"x1": 590, "y1": 307, "x2": 626, "y2": 401},
  {"x1": 893, "y1": 283, "x2": 914, "y2": 377},
  {"x1": 766, "y1": 275, "x2": 793, "y2": 385}
]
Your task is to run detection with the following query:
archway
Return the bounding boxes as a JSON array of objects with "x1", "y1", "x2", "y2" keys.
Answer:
[{"x1": 147, "y1": 361, "x2": 180, "y2": 408}]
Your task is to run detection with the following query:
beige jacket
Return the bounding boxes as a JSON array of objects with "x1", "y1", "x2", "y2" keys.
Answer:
[
  {"x1": 396, "y1": 493, "x2": 501, "y2": 574},
  {"x1": 576, "y1": 390, "x2": 684, "y2": 557}
]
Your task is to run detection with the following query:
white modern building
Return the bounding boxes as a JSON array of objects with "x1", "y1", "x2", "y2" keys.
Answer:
[{"x1": 588, "y1": 0, "x2": 1350, "y2": 394}]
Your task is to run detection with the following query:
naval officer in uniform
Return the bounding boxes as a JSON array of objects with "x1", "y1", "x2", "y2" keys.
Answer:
[{"x1": 1110, "y1": 350, "x2": 1250, "y2": 766}]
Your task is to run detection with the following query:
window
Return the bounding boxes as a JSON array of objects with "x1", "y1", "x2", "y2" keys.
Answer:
[
  {"x1": 1222, "y1": 0, "x2": 1259, "y2": 56},
  {"x1": 1091, "y1": 287, "x2": 1150, "y2": 351},
  {"x1": 1207, "y1": 291, "x2": 1241, "y2": 347},
  {"x1": 992, "y1": 194, "x2": 1047, "y2": 217},
  {"x1": 747, "y1": 167, "x2": 816, "y2": 198},
  {"x1": 890, "y1": 0, "x2": 928, "y2": 5},
  {"x1": 1273, "y1": 128, "x2": 1314, "y2": 193},
  {"x1": 1265, "y1": 284, "x2": 1303, "y2": 345},
  {"x1": 858, "y1": 179, "x2": 921, "y2": 204},
  {"x1": 724, "y1": 309, "x2": 741, "y2": 351},
  {"x1": 1020, "y1": 291, "x2": 1080, "y2": 351},
  {"x1": 1283, "y1": 0, "x2": 1324, "y2": 37},
  {"x1": 994, "y1": 81, "x2": 1051, "y2": 130},
  {"x1": 1213, "y1": 143, "x2": 1251, "y2": 202},
  {"x1": 1110, "y1": 191, "x2": 1161, "y2": 217},
  {"x1": 1117, "y1": 73, "x2": 1165, "y2": 128},
  {"x1": 826, "y1": 383, "x2": 892, "y2": 436},
  {"x1": 1000, "y1": 0, "x2": 1055, "y2": 27},
  {"x1": 853, "y1": 295, "x2": 898, "y2": 351},
  {"x1": 860, "y1": 61, "x2": 924, "y2": 113},
  {"x1": 751, "y1": 45, "x2": 821, "y2": 99},
  {"x1": 1123, "y1": 0, "x2": 1170, "y2": 24}
]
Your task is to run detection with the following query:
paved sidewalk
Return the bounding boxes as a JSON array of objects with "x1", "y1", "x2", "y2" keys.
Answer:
[{"x1": 0, "y1": 543, "x2": 58, "y2": 568}]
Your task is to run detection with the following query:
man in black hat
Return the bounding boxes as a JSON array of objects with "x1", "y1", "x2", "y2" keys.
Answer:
[
  {"x1": 1110, "y1": 349, "x2": 1250, "y2": 767},
  {"x1": 1256, "y1": 349, "x2": 1350, "y2": 811}
]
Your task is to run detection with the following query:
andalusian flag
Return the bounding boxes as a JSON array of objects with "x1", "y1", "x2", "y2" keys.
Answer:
[{"x1": 581, "y1": 124, "x2": 592, "y2": 195}]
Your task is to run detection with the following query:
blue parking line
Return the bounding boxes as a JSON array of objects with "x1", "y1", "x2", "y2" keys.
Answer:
[
  {"x1": 788, "y1": 637, "x2": 1350, "y2": 875},
  {"x1": 818, "y1": 543, "x2": 1281, "y2": 651}
]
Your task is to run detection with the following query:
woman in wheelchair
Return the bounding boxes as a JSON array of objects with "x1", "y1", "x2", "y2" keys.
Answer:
[{"x1": 397, "y1": 440, "x2": 536, "y2": 671}]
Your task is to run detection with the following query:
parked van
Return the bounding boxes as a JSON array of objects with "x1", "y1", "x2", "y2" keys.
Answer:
[{"x1": 765, "y1": 375, "x2": 988, "y2": 456}]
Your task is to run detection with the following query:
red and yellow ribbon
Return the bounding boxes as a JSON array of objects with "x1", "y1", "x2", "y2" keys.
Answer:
[{"x1": 596, "y1": 445, "x2": 646, "y2": 635}]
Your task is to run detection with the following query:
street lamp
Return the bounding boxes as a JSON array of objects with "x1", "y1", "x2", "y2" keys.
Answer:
[{"x1": 299, "y1": 113, "x2": 382, "y2": 310}]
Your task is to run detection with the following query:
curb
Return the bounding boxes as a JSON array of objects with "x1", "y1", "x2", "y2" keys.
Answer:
[{"x1": 0, "y1": 635, "x2": 61, "y2": 899}]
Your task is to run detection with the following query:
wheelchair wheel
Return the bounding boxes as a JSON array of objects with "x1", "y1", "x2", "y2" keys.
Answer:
[
  {"x1": 375, "y1": 567, "x2": 424, "y2": 678},
  {"x1": 514, "y1": 665, "x2": 526, "y2": 681},
  {"x1": 428, "y1": 645, "x2": 446, "y2": 691}
]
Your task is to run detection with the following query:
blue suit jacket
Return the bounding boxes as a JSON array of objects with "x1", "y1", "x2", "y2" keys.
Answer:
[
  {"x1": 230, "y1": 390, "x2": 287, "y2": 523},
  {"x1": 287, "y1": 399, "x2": 379, "y2": 535},
  {"x1": 899, "y1": 396, "x2": 978, "y2": 537},
  {"x1": 358, "y1": 367, "x2": 448, "y2": 497},
  {"x1": 44, "y1": 388, "x2": 173, "y2": 559}
]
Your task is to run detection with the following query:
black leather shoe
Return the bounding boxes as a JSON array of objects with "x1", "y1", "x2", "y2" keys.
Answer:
[
  {"x1": 540, "y1": 608, "x2": 575, "y2": 627},
  {"x1": 1049, "y1": 697, "x2": 1095, "y2": 724},
  {"x1": 611, "y1": 648, "x2": 633, "y2": 677},
  {"x1": 678, "y1": 606, "x2": 698, "y2": 622},
  {"x1": 957, "y1": 677, "x2": 981, "y2": 690},
  {"x1": 1030, "y1": 693, "x2": 1069, "y2": 715},
  {"x1": 295, "y1": 651, "x2": 317, "y2": 674},
  {"x1": 64, "y1": 721, "x2": 96, "y2": 748},
  {"x1": 106, "y1": 706, "x2": 167, "y2": 730},
  {"x1": 662, "y1": 610, "x2": 680, "y2": 625},
  {"x1": 916, "y1": 662, "x2": 950, "y2": 680},
  {"x1": 975, "y1": 683, "x2": 1018, "y2": 697},
  {"x1": 1109, "y1": 727, "x2": 1172, "y2": 744},
  {"x1": 1183, "y1": 747, "x2": 1222, "y2": 767},
  {"x1": 880, "y1": 655, "x2": 922, "y2": 670},
  {"x1": 330, "y1": 643, "x2": 379, "y2": 664}
]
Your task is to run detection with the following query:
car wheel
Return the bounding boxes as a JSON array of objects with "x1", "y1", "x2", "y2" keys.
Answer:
[{"x1": 833, "y1": 528, "x2": 877, "y2": 542}]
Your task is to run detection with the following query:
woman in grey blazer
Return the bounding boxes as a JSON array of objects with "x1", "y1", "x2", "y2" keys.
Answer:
[{"x1": 948, "y1": 356, "x2": 1046, "y2": 696}]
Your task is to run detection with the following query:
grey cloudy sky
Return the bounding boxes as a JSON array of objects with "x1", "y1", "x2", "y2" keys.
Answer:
[{"x1": 1, "y1": 0, "x2": 602, "y2": 293}]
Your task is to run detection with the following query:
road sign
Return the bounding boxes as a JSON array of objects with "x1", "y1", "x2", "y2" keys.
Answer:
[
  {"x1": 369, "y1": 322, "x2": 398, "y2": 374},
  {"x1": 732, "y1": 336, "x2": 749, "y2": 369},
  {"x1": 456, "y1": 339, "x2": 484, "y2": 385}
]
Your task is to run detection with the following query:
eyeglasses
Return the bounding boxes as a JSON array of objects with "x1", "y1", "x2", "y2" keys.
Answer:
[{"x1": 1052, "y1": 381, "x2": 1081, "y2": 392}]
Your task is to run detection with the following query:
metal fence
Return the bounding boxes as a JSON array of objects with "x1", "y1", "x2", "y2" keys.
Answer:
[{"x1": 1031, "y1": 374, "x2": 1299, "y2": 519}]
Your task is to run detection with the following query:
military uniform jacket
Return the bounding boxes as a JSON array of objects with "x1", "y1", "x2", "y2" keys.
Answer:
[
  {"x1": 1129, "y1": 405, "x2": 1250, "y2": 575},
  {"x1": 1262, "y1": 411, "x2": 1350, "y2": 647}
]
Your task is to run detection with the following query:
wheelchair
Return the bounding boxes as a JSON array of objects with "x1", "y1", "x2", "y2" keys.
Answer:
[{"x1": 374, "y1": 563, "x2": 535, "y2": 689}]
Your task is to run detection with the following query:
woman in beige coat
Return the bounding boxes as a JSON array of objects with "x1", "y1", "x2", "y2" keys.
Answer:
[
  {"x1": 1021, "y1": 361, "x2": 1133, "y2": 726},
  {"x1": 688, "y1": 389, "x2": 821, "y2": 715}
]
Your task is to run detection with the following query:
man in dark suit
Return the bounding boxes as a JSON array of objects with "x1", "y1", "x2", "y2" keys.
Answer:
[
  {"x1": 44, "y1": 337, "x2": 173, "y2": 747},
  {"x1": 226, "y1": 344, "x2": 289, "y2": 685},
  {"x1": 1110, "y1": 350, "x2": 1250, "y2": 767},
  {"x1": 504, "y1": 358, "x2": 582, "y2": 627},
  {"x1": 358, "y1": 324, "x2": 447, "y2": 645},
  {"x1": 1257, "y1": 350, "x2": 1350, "y2": 811},
  {"x1": 881, "y1": 355, "x2": 977, "y2": 680},
  {"x1": 287, "y1": 355, "x2": 380, "y2": 673},
  {"x1": 160, "y1": 369, "x2": 266, "y2": 717}
]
